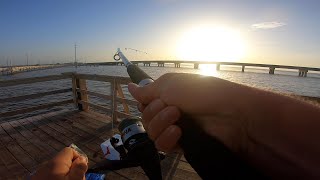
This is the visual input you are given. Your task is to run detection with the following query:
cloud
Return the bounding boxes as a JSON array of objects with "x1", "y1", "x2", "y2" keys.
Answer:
[{"x1": 251, "y1": 22, "x2": 286, "y2": 29}]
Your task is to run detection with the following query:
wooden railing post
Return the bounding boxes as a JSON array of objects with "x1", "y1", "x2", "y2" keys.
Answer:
[
  {"x1": 72, "y1": 73, "x2": 89, "y2": 111},
  {"x1": 71, "y1": 73, "x2": 78, "y2": 108},
  {"x1": 111, "y1": 78, "x2": 118, "y2": 124},
  {"x1": 116, "y1": 82, "x2": 130, "y2": 114},
  {"x1": 78, "y1": 78, "x2": 89, "y2": 111}
]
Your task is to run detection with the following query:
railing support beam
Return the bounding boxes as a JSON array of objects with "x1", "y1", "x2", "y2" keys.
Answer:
[{"x1": 78, "y1": 79, "x2": 89, "y2": 111}]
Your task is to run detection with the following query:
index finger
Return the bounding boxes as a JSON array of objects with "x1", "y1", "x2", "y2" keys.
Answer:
[
  {"x1": 53, "y1": 147, "x2": 79, "y2": 163},
  {"x1": 47, "y1": 147, "x2": 79, "y2": 175},
  {"x1": 128, "y1": 73, "x2": 177, "y2": 105}
]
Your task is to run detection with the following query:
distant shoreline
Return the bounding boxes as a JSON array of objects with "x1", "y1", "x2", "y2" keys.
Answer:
[{"x1": 0, "y1": 64, "x2": 69, "y2": 76}]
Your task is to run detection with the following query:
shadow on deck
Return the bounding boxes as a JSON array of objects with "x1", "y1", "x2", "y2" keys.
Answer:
[{"x1": 0, "y1": 110, "x2": 200, "y2": 179}]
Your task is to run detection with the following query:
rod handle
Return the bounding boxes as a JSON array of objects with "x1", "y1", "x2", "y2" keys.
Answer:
[
  {"x1": 177, "y1": 114, "x2": 266, "y2": 179},
  {"x1": 127, "y1": 64, "x2": 153, "y2": 85}
]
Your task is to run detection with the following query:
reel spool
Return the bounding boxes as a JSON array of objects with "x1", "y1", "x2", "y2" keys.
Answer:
[
  {"x1": 118, "y1": 117, "x2": 148, "y2": 151},
  {"x1": 119, "y1": 117, "x2": 162, "y2": 180}
]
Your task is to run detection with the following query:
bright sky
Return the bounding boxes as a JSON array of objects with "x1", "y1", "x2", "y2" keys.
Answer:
[{"x1": 0, "y1": 0, "x2": 320, "y2": 67}]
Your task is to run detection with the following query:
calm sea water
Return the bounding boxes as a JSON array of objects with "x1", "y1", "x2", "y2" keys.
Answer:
[{"x1": 1, "y1": 64, "x2": 319, "y2": 121}]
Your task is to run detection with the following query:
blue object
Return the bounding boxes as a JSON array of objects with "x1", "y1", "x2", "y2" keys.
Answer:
[{"x1": 85, "y1": 173, "x2": 105, "y2": 180}]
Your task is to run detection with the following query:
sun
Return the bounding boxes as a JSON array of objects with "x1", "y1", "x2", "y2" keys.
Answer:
[{"x1": 176, "y1": 25, "x2": 246, "y2": 62}]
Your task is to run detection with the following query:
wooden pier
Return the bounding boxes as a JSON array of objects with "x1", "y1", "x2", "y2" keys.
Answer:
[{"x1": 0, "y1": 73, "x2": 200, "y2": 179}]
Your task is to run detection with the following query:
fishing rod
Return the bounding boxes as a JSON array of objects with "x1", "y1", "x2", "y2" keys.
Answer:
[
  {"x1": 124, "y1": 48, "x2": 148, "y2": 54},
  {"x1": 87, "y1": 49, "x2": 163, "y2": 180},
  {"x1": 113, "y1": 48, "x2": 266, "y2": 179},
  {"x1": 113, "y1": 48, "x2": 153, "y2": 86}
]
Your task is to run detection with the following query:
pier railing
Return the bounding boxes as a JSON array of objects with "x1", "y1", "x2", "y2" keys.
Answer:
[
  {"x1": 67, "y1": 73, "x2": 138, "y2": 124},
  {"x1": 1, "y1": 73, "x2": 319, "y2": 123},
  {"x1": 0, "y1": 73, "x2": 137, "y2": 124},
  {"x1": 0, "y1": 75, "x2": 73, "y2": 118}
]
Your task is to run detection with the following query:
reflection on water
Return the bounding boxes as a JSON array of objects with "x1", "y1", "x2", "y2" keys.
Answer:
[
  {"x1": 198, "y1": 64, "x2": 219, "y2": 77},
  {"x1": 0, "y1": 65, "x2": 319, "y2": 121}
]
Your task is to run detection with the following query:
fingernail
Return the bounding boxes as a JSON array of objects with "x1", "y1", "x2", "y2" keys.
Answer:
[
  {"x1": 79, "y1": 156, "x2": 88, "y2": 163},
  {"x1": 167, "y1": 125, "x2": 176, "y2": 135},
  {"x1": 161, "y1": 106, "x2": 179, "y2": 121},
  {"x1": 149, "y1": 99, "x2": 162, "y2": 112},
  {"x1": 128, "y1": 83, "x2": 139, "y2": 92}
]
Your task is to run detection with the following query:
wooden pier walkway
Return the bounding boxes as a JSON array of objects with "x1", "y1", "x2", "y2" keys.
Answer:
[
  {"x1": 0, "y1": 73, "x2": 200, "y2": 179},
  {"x1": 0, "y1": 110, "x2": 199, "y2": 179},
  {"x1": 1, "y1": 72, "x2": 318, "y2": 179}
]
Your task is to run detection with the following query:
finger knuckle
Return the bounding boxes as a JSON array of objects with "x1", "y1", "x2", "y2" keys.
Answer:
[
  {"x1": 147, "y1": 124, "x2": 158, "y2": 141},
  {"x1": 148, "y1": 131, "x2": 157, "y2": 141}
]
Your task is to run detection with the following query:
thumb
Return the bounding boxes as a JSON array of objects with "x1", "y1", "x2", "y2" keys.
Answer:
[
  {"x1": 128, "y1": 83, "x2": 158, "y2": 104},
  {"x1": 68, "y1": 156, "x2": 88, "y2": 180}
]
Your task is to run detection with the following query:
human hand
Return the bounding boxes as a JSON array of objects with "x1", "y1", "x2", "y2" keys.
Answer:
[
  {"x1": 128, "y1": 73, "x2": 252, "y2": 153},
  {"x1": 31, "y1": 147, "x2": 88, "y2": 180},
  {"x1": 129, "y1": 72, "x2": 320, "y2": 179}
]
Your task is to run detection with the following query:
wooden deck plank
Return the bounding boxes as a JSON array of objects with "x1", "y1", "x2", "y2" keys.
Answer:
[
  {"x1": 0, "y1": 153, "x2": 8, "y2": 175},
  {"x1": 28, "y1": 116, "x2": 74, "y2": 146},
  {"x1": 25, "y1": 123, "x2": 98, "y2": 165},
  {"x1": 18, "y1": 117, "x2": 66, "y2": 151},
  {"x1": 115, "y1": 167, "x2": 148, "y2": 180},
  {"x1": 48, "y1": 115, "x2": 103, "y2": 146},
  {"x1": 42, "y1": 113, "x2": 109, "y2": 158},
  {"x1": 0, "y1": 123, "x2": 14, "y2": 145},
  {"x1": 78, "y1": 111, "x2": 112, "y2": 124},
  {"x1": 167, "y1": 154, "x2": 188, "y2": 163},
  {"x1": 76, "y1": 112, "x2": 118, "y2": 141},
  {"x1": 9, "y1": 120, "x2": 57, "y2": 157},
  {"x1": 4, "y1": 144, "x2": 36, "y2": 173},
  {"x1": 43, "y1": 116, "x2": 82, "y2": 139},
  {"x1": 0, "y1": 125, "x2": 36, "y2": 172},
  {"x1": 47, "y1": 114, "x2": 91, "y2": 137},
  {"x1": 66, "y1": 112, "x2": 117, "y2": 141},
  {"x1": 41, "y1": 121, "x2": 101, "y2": 161},
  {"x1": 104, "y1": 171, "x2": 132, "y2": 180},
  {"x1": 1, "y1": 122, "x2": 48, "y2": 163},
  {"x1": 66, "y1": 111, "x2": 111, "y2": 130},
  {"x1": 0, "y1": 148, "x2": 28, "y2": 179},
  {"x1": 45, "y1": 116, "x2": 131, "y2": 170},
  {"x1": 57, "y1": 114, "x2": 117, "y2": 159},
  {"x1": 172, "y1": 168, "x2": 201, "y2": 180},
  {"x1": 0, "y1": 145, "x2": 27, "y2": 175},
  {"x1": 28, "y1": 115, "x2": 105, "y2": 166},
  {"x1": 41, "y1": 123, "x2": 103, "y2": 165},
  {"x1": 62, "y1": 114, "x2": 114, "y2": 142},
  {"x1": 55, "y1": 117, "x2": 109, "y2": 143},
  {"x1": 63, "y1": 113, "x2": 102, "y2": 129},
  {"x1": 161, "y1": 153, "x2": 182, "y2": 179}
]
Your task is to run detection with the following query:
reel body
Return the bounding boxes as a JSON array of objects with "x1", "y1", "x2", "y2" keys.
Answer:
[{"x1": 88, "y1": 117, "x2": 163, "y2": 180}]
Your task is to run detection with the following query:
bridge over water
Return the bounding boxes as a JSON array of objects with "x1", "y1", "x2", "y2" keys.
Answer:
[{"x1": 88, "y1": 61, "x2": 320, "y2": 77}]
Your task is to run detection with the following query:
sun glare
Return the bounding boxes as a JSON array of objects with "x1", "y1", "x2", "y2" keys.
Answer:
[
  {"x1": 176, "y1": 25, "x2": 246, "y2": 62},
  {"x1": 198, "y1": 64, "x2": 219, "y2": 77}
]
